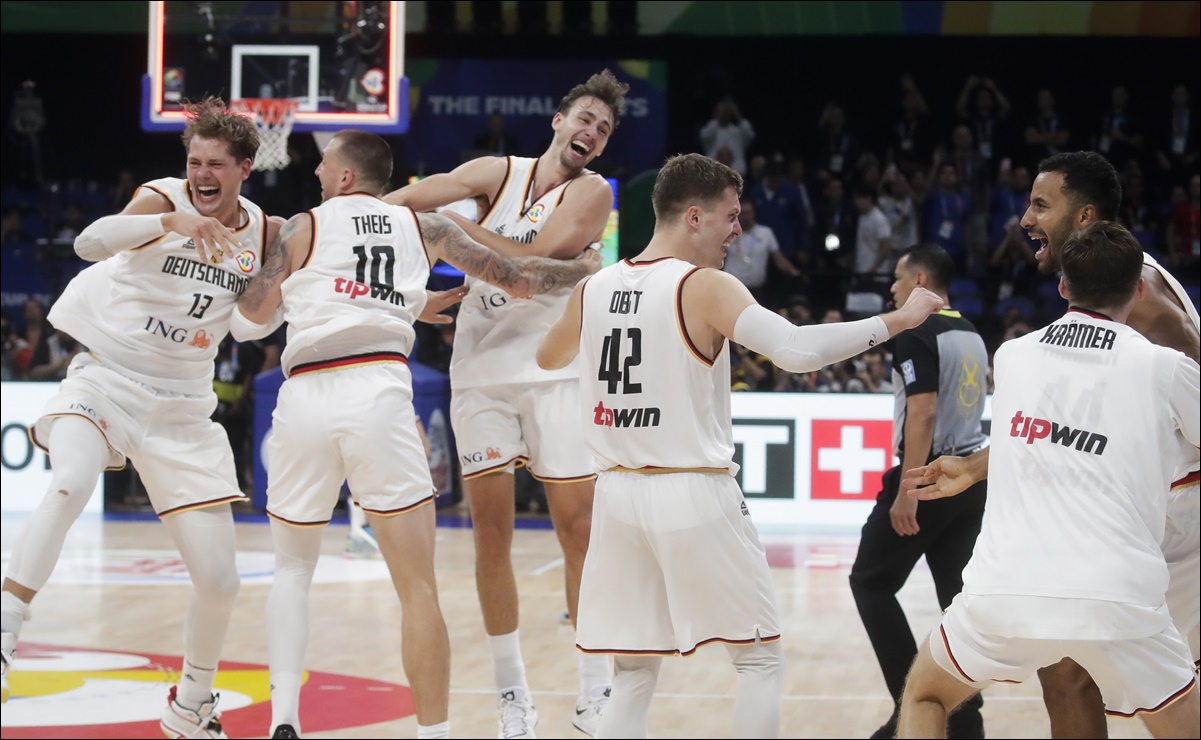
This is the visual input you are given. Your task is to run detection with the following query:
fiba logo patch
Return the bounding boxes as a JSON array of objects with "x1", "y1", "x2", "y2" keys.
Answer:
[
  {"x1": 526, "y1": 204, "x2": 546, "y2": 223},
  {"x1": 235, "y1": 250, "x2": 256, "y2": 273}
]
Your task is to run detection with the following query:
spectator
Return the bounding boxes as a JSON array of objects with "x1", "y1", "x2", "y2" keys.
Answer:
[
  {"x1": 1155, "y1": 85, "x2": 1199, "y2": 196},
  {"x1": 721, "y1": 197, "x2": 800, "y2": 304},
  {"x1": 1024, "y1": 88, "x2": 1071, "y2": 164},
  {"x1": 749, "y1": 158, "x2": 808, "y2": 287},
  {"x1": 27, "y1": 328, "x2": 82, "y2": 382},
  {"x1": 1, "y1": 208, "x2": 29, "y2": 244},
  {"x1": 14, "y1": 297, "x2": 50, "y2": 378},
  {"x1": 816, "y1": 103, "x2": 858, "y2": 181},
  {"x1": 699, "y1": 97, "x2": 754, "y2": 176},
  {"x1": 988, "y1": 160, "x2": 1031, "y2": 248},
  {"x1": 782, "y1": 294, "x2": 815, "y2": 326},
  {"x1": 956, "y1": 75, "x2": 1012, "y2": 170},
  {"x1": 888, "y1": 74, "x2": 934, "y2": 178},
  {"x1": 1, "y1": 310, "x2": 28, "y2": 381},
  {"x1": 879, "y1": 169, "x2": 920, "y2": 251},
  {"x1": 472, "y1": 112, "x2": 521, "y2": 157},
  {"x1": 55, "y1": 203, "x2": 86, "y2": 242},
  {"x1": 1093, "y1": 84, "x2": 1143, "y2": 171},
  {"x1": 109, "y1": 169, "x2": 136, "y2": 213},
  {"x1": 852, "y1": 183, "x2": 895, "y2": 276},
  {"x1": 859, "y1": 348, "x2": 894, "y2": 393},
  {"x1": 923, "y1": 162, "x2": 970, "y2": 273},
  {"x1": 1166, "y1": 172, "x2": 1200, "y2": 271}
]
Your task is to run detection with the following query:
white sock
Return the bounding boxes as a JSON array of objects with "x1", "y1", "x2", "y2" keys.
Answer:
[
  {"x1": 0, "y1": 591, "x2": 31, "y2": 639},
  {"x1": 177, "y1": 660, "x2": 217, "y2": 708},
  {"x1": 267, "y1": 519, "x2": 322, "y2": 734},
  {"x1": 417, "y1": 720, "x2": 450, "y2": 739},
  {"x1": 579, "y1": 652, "x2": 612, "y2": 697},
  {"x1": 488, "y1": 630, "x2": 529, "y2": 694}
]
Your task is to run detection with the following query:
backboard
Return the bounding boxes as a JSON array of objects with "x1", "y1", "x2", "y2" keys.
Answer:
[{"x1": 142, "y1": 0, "x2": 407, "y2": 133}]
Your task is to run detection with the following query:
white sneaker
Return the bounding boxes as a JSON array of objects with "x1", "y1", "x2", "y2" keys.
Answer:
[
  {"x1": 344, "y1": 526, "x2": 381, "y2": 559},
  {"x1": 497, "y1": 688, "x2": 539, "y2": 739},
  {"x1": 572, "y1": 687, "x2": 610, "y2": 737},
  {"x1": 160, "y1": 685, "x2": 228, "y2": 739},
  {"x1": 1, "y1": 631, "x2": 14, "y2": 703}
]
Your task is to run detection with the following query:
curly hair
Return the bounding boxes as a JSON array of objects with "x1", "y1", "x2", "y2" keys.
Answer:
[
  {"x1": 180, "y1": 96, "x2": 260, "y2": 164},
  {"x1": 1038, "y1": 151, "x2": 1121, "y2": 221},
  {"x1": 557, "y1": 69, "x2": 630, "y2": 127}
]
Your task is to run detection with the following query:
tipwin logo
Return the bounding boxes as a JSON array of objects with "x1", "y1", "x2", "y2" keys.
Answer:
[
  {"x1": 810, "y1": 420, "x2": 892, "y2": 500},
  {"x1": 1008, "y1": 410, "x2": 1107, "y2": 456}
]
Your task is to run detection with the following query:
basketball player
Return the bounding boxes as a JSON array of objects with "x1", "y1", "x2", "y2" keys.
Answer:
[
  {"x1": 229, "y1": 129, "x2": 601, "y2": 740},
  {"x1": 383, "y1": 69, "x2": 629, "y2": 737},
  {"x1": 902, "y1": 151, "x2": 1200, "y2": 739},
  {"x1": 897, "y1": 221, "x2": 1200, "y2": 739},
  {"x1": 0, "y1": 97, "x2": 279, "y2": 739},
  {"x1": 536, "y1": 153, "x2": 944, "y2": 738}
]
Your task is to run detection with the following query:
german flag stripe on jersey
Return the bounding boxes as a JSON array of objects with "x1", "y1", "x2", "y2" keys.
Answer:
[
  {"x1": 359, "y1": 494, "x2": 436, "y2": 517},
  {"x1": 289, "y1": 351, "x2": 408, "y2": 377},
  {"x1": 676, "y1": 267, "x2": 718, "y2": 366},
  {"x1": 159, "y1": 493, "x2": 248, "y2": 517},
  {"x1": 939, "y1": 625, "x2": 976, "y2": 682},
  {"x1": 1105, "y1": 676, "x2": 1196, "y2": 717},
  {"x1": 266, "y1": 510, "x2": 330, "y2": 528},
  {"x1": 1171, "y1": 471, "x2": 1199, "y2": 490}
]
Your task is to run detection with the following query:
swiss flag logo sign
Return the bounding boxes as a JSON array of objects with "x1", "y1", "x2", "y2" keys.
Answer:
[{"x1": 810, "y1": 420, "x2": 893, "y2": 500}]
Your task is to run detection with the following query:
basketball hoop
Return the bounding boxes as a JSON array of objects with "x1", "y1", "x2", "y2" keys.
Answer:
[{"x1": 231, "y1": 98, "x2": 299, "y2": 171}]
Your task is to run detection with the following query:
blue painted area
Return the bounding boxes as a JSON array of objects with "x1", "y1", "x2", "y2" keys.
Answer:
[{"x1": 901, "y1": 0, "x2": 943, "y2": 35}]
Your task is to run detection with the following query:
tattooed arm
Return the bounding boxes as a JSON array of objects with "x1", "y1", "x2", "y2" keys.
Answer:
[
  {"x1": 417, "y1": 212, "x2": 598, "y2": 296},
  {"x1": 231, "y1": 213, "x2": 310, "y2": 340}
]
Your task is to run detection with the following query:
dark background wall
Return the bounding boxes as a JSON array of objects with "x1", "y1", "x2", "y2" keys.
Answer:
[{"x1": 1, "y1": 29, "x2": 1197, "y2": 187}]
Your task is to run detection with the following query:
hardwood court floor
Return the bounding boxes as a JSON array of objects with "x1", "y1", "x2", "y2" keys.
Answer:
[{"x1": 0, "y1": 508, "x2": 1154, "y2": 739}]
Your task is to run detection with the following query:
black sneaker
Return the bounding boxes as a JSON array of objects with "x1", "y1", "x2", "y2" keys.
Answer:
[
  {"x1": 869, "y1": 712, "x2": 898, "y2": 739},
  {"x1": 947, "y1": 694, "x2": 985, "y2": 740},
  {"x1": 272, "y1": 724, "x2": 300, "y2": 739}
]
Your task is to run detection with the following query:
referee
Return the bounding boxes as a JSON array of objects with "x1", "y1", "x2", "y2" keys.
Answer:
[{"x1": 849, "y1": 243, "x2": 989, "y2": 739}]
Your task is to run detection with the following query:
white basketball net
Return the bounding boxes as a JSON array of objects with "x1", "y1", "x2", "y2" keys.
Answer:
[{"x1": 231, "y1": 99, "x2": 299, "y2": 172}]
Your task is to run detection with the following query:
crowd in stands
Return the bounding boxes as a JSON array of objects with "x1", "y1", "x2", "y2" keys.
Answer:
[
  {"x1": 701, "y1": 76, "x2": 1200, "y2": 394},
  {"x1": 3, "y1": 75, "x2": 1199, "y2": 409}
]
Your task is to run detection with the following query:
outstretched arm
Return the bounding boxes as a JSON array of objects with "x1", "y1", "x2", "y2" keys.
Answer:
[
  {"x1": 902, "y1": 447, "x2": 990, "y2": 500},
  {"x1": 439, "y1": 174, "x2": 612, "y2": 260},
  {"x1": 382, "y1": 157, "x2": 506, "y2": 213},
  {"x1": 683, "y1": 269, "x2": 942, "y2": 372},
  {"x1": 537, "y1": 280, "x2": 587, "y2": 370},
  {"x1": 418, "y1": 212, "x2": 599, "y2": 297},
  {"x1": 231, "y1": 213, "x2": 310, "y2": 339}
]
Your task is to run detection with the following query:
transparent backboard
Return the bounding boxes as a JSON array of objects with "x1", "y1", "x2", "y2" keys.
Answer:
[{"x1": 142, "y1": 0, "x2": 407, "y2": 133}]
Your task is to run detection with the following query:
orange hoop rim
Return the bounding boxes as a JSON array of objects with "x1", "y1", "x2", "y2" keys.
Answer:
[{"x1": 230, "y1": 98, "x2": 299, "y2": 125}]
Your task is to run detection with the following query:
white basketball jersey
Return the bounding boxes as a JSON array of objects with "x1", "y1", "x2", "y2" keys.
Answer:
[
  {"x1": 1143, "y1": 252, "x2": 1201, "y2": 482},
  {"x1": 280, "y1": 194, "x2": 429, "y2": 376},
  {"x1": 451, "y1": 156, "x2": 599, "y2": 388},
  {"x1": 48, "y1": 177, "x2": 267, "y2": 395},
  {"x1": 579, "y1": 258, "x2": 738, "y2": 475},
  {"x1": 966, "y1": 309, "x2": 1200, "y2": 611}
]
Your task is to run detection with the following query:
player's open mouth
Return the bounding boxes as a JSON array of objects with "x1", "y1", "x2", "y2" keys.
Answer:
[
  {"x1": 570, "y1": 140, "x2": 591, "y2": 157},
  {"x1": 1032, "y1": 235, "x2": 1048, "y2": 259},
  {"x1": 196, "y1": 185, "x2": 220, "y2": 201}
]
